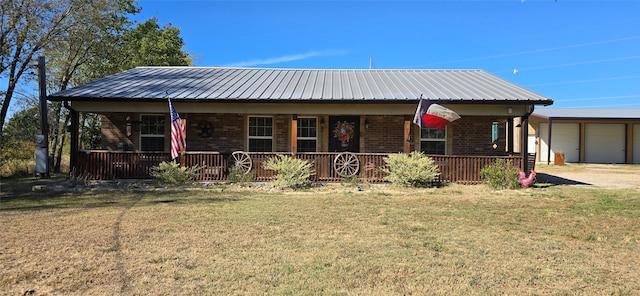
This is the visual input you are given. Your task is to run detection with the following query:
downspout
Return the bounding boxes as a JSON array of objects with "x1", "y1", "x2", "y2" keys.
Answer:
[
  {"x1": 547, "y1": 118, "x2": 553, "y2": 166},
  {"x1": 63, "y1": 101, "x2": 79, "y2": 178},
  {"x1": 522, "y1": 105, "x2": 535, "y2": 174}
]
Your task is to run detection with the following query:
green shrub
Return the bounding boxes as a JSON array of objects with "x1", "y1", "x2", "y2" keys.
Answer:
[
  {"x1": 381, "y1": 152, "x2": 440, "y2": 187},
  {"x1": 263, "y1": 155, "x2": 314, "y2": 189},
  {"x1": 479, "y1": 158, "x2": 521, "y2": 190},
  {"x1": 0, "y1": 141, "x2": 36, "y2": 177},
  {"x1": 227, "y1": 164, "x2": 254, "y2": 184},
  {"x1": 150, "y1": 161, "x2": 198, "y2": 187}
]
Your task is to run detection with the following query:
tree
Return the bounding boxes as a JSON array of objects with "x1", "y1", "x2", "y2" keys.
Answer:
[
  {"x1": 43, "y1": 12, "x2": 191, "y2": 172},
  {"x1": 117, "y1": 18, "x2": 192, "y2": 71},
  {"x1": 44, "y1": 0, "x2": 139, "y2": 172},
  {"x1": 0, "y1": 0, "x2": 73, "y2": 136},
  {"x1": 2, "y1": 0, "x2": 192, "y2": 173},
  {"x1": 0, "y1": 105, "x2": 39, "y2": 176}
]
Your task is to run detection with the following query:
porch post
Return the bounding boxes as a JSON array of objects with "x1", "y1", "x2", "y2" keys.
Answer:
[
  {"x1": 547, "y1": 119, "x2": 553, "y2": 165},
  {"x1": 69, "y1": 107, "x2": 79, "y2": 177},
  {"x1": 404, "y1": 116, "x2": 411, "y2": 153},
  {"x1": 291, "y1": 115, "x2": 297, "y2": 153},
  {"x1": 507, "y1": 118, "x2": 514, "y2": 154},
  {"x1": 522, "y1": 115, "x2": 530, "y2": 173}
]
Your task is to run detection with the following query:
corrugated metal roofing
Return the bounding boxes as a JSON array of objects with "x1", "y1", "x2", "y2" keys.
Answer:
[
  {"x1": 48, "y1": 67, "x2": 553, "y2": 104},
  {"x1": 533, "y1": 108, "x2": 640, "y2": 119}
]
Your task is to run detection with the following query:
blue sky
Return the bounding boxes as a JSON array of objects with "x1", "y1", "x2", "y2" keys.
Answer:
[
  {"x1": 135, "y1": 0, "x2": 640, "y2": 109},
  {"x1": 6, "y1": 0, "x2": 639, "y2": 117}
]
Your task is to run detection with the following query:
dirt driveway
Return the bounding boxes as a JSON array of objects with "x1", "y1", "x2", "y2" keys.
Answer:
[{"x1": 535, "y1": 164, "x2": 640, "y2": 190}]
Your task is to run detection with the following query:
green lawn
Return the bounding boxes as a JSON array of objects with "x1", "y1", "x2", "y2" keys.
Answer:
[{"x1": 1, "y1": 182, "x2": 639, "y2": 295}]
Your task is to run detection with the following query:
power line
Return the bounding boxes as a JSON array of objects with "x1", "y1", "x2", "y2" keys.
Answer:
[
  {"x1": 525, "y1": 75, "x2": 640, "y2": 87},
  {"x1": 405, "y1": 35, "x2": 640, "y2": 68},
  {"x1": 557, "y1": 94, "x2": 640, "y2": 102},
  {"x1": 495, "y1": 55, "x2": 640, "y2": 74}
]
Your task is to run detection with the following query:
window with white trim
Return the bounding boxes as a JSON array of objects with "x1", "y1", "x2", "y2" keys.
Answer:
[
  {"x1": 420, "y1": 127, "x2": 446, "y2": 155},
  {"x1": 140, "y1": 115, "x2": 165, "y2": 151},
  {"x1": 297, "y1": 117, "x2": 317, "y2": 152},
  {"x1": 248, "y1": 116, "x2": 273, "y2": 152}
]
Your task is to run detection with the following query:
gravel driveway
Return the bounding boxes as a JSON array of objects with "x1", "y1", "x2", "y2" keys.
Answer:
[{"x1": 535, "y1": 164, "x2": 640, "y2": 190}]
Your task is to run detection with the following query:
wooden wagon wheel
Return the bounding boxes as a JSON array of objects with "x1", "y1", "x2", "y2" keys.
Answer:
[
  {"x1": 333, "y1": 152, "x2": 360, "y2": 178},
  {"x1": 228, "y1": 151, "x2": 252, "y2": 174}
]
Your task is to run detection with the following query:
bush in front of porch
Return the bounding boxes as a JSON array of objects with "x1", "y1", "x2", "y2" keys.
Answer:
[
  {"x1": 263, "y1": 155, "x2": 315, "y2": 190},
  {"x1": 150, "y1": 161, "x2": 199, "y2": 187},
  {"x1": 381, "y1": 152, "x2": 440, "y2": 188},
  {"x1": 479, "y1": 158, "x2": 521, "y2": 190}
]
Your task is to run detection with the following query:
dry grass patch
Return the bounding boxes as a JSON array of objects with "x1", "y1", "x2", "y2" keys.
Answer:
[{"x1": 1, "y1": 184, "x2": 639, "y2": 295}]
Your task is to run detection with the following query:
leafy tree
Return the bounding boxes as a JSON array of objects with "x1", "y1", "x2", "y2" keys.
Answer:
[
  {"x1": 0, "y1": 0, "x2": 73, "y2": 136},
  {"x1": 2, "y1": 105, "x2": 39, "y2": 143},
  {"x1": 118, "y1": 18, "x2": 192, "y2": 70},
  {"x1": 44, "y1": 0, "x2": 139, "y2": 172},
  {"x1": 0, "y1": 105, "x2": 39, "y2": 176},
  {"x1": 2, "y1": 0, "x2": 192, "y2": 174}
]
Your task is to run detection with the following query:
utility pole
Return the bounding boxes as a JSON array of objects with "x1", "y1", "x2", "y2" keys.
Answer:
[{"x1": 35, "y1": 56, "x2": 50, "y2": 178}]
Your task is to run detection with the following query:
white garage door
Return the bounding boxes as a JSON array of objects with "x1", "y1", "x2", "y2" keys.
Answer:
[
  {"x1": 539, "y1": 123, "x2": 580, "y2": 163},
  {"x1": 634, "y1": 124, "x2": 640, "y2": 164},
  {"x1": 585, "y1": 124, "x2": 625, "y2": 164}
]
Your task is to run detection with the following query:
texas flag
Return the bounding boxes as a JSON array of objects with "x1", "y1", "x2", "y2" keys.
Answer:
[{"x1": 412, "y1": 98, "x2": 460, "y2": 130}]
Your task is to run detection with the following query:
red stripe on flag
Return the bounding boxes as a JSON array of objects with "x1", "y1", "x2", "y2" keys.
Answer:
[
  {"x1": 413, "y1": 98, "x2": 460, "y2": 130},
  {"x1": 169, "y1": 99, "x2": 186, "y2": 159}
]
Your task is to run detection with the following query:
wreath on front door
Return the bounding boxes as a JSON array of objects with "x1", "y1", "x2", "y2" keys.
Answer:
[{"x1": 333, "y1": 121, "x2": 354, "y2": 147}]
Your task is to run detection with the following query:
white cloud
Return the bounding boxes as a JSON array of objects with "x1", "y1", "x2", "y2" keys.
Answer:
[{"x1": 226, "y1": 49, "x2": 349, "y2": 67}]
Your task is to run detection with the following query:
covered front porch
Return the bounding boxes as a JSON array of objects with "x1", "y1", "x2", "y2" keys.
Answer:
[{"x1": 75, "y1": 150, "x2": 528, "y2": 185}]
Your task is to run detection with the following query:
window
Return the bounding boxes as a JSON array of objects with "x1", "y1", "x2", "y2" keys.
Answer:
[
  {"x1": 248, "y1": 116, "x2": 273, "y2": 152},
  {"x1": 140, "y1": 115, "x2": 165, "y2": 151},
  {"x1": 297, "y1": 117, "x2": 317, "y2": 152},
  {"x1": 420, "y1": 127, "x2": 446, "y2": 155}
]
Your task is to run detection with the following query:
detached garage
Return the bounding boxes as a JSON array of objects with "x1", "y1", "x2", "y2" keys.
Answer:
[{"x1": 529, "y1": 108, "x2": 640, "y2": 164}]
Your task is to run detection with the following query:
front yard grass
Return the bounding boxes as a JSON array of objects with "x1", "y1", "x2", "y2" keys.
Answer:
[{"x1": 1, "y1": 183, "x2": 639, "y2": 295}]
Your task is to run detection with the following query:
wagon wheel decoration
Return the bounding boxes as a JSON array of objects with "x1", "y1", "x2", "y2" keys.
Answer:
[
  {"x1": 333, "y1": 152, "x2": 360, "y2": 178},
  {"x1": 228, "y1": 151, "x2": 252, "y2": 174}
]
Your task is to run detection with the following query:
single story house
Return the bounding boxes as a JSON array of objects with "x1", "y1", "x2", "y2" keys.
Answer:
[
  {"x1": 48, "y1": 67, "x2": 553, "y2": 183},
  {"x1": 528, "y1": 108, "x2": 640, "y2": 164}
]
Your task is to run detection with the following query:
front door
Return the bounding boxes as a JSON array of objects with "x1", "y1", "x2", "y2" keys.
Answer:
[{"x1": 328, "y1": 116, "x2": 360, "y2": 152}]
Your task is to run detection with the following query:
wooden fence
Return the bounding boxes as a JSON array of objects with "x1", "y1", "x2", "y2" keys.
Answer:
[{"x1": 75, "y1": 151, "x2": 525, "y2": 185}]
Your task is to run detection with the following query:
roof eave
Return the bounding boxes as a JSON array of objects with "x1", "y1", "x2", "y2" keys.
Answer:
[{"x1": 48, "y1": 96, "x2": 554, "y2": 106}]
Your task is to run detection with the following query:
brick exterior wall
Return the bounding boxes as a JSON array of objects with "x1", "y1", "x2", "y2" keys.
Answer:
[
  {"x1": 100, "y1": 112, "x2": 509, "y2": 155},
  {"x1": 449, "y1": 116, "x2": 508, "y2": 156},
  {"x1": 274, "y1": 114, "x2": 290, "y2": 152},
  {"x1": 187, "y1": 113, "x2": 244, "y2": 153},
  {"x1": 363, "y1": 115, "x2": 406, "y2": 153},
  {"x1": 101, "y1": 113, "x2": 134, "y2": 151}
]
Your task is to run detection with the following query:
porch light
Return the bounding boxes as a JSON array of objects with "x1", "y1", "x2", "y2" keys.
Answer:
[
  {"x1": 320, "y1": 117, "x2": 325, "y2": 129},
  {"x1": 365, "y1": 119, "x2": 370, "y2": 130}
]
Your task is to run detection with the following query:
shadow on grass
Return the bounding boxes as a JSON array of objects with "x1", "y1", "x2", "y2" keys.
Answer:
[
  {"x1": 0, "y1": 176, "x2": 69, "y2": 199},
  {"x1": 535, "y1": 173, "x2": 592, "y2": 188},
  {"x1": 0, "y1": 178, "x2": 242, "y2": 212}
]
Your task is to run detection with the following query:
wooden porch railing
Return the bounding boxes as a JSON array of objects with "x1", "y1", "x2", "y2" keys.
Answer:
[{"x1": 75, "y1": 151, "x2": 524, "y2": 185}]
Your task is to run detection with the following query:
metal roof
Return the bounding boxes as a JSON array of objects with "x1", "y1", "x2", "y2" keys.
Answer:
[
  {"x1": 49, "y1": 67, "x2": 553, "y2": 105},
  {"x1": 533, "y1": 108, "x2": 640, "y2": 120}
]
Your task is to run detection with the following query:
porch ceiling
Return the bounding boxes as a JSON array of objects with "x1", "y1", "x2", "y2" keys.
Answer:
[{"x1": 49, "y1": 67, "x2": 553, "y2": 106}]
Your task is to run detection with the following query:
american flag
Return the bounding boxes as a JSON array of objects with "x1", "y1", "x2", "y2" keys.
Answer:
[{"x1": 169, "y1": 99, "x2": 186, "y2": 159}]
